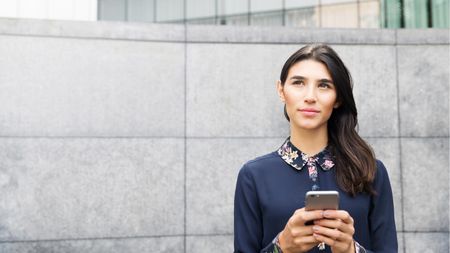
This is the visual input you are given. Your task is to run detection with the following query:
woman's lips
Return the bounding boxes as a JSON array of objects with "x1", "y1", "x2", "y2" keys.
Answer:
[{"x1": 298, "y1": 108, "x2": 320, "y2": 116}]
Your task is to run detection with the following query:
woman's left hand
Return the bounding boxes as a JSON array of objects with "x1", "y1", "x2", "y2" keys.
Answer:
[{"x1": 312, "y1": 210, "x2": 356, "y2": 253}]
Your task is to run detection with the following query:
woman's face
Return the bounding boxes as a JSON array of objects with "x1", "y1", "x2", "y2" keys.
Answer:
[{"x1": 277, "y1": 59, "x2": 339, "y2": 132}]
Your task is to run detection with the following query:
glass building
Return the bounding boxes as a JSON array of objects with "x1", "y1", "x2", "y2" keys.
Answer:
[
  {"x1": 0, "y1": 0, "x2": 447, "y2": 28},
  {"x1": 98, "y1": 0, "x2": 449, "y2": 28}
]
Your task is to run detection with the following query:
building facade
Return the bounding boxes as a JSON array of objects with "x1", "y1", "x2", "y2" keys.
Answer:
[
  {"x1": 98, "y1": 0, "x2": 449, "y2": 28},
  {"x1": 0, "y1": 0, "x2": 448, "y2": 28}
]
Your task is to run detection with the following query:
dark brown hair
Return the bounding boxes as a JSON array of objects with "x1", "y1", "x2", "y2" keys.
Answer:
[{"x1": 279, "y1": 44, "x2": 376, "y2": 196}]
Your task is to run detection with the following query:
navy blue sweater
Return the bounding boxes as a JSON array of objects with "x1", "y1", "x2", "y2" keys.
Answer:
[{"x1": 234, "y1": 149, "x2": 397, "y2": 253}]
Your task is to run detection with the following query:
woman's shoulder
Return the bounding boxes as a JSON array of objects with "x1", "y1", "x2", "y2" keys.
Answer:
[
  {"x1": 373, "y1": 159, "x2": 393, "y2": 187},
  {"x1": 374, "y1": 159, "x2": 389, "y2": 176},
  {"x1": 240, "y1": 151, "x2": 282, "y2": 172},
  {"x1": 236, "y1": 151, "x2": 284, "y2": 183}
]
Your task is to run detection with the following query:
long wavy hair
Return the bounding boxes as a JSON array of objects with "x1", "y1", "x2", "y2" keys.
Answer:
[{"x1": 279, "y1": 44, "x2": 376, "y2": 196}]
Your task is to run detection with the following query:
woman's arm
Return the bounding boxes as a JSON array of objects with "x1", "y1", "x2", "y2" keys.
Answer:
[
  {"x1": 234, "y1": 164, "x2": 263, "y2": 252},
  {"x1": 235, "y1": 164, "x2": 299, "y2": 253},
  {"x1": 366, "y1": 160, "x2": 398, "y2": 253}
]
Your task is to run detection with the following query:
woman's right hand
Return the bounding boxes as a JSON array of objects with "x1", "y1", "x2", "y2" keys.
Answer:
[{"x1": 278, "y1": 208, "x2": 324, "y2": 253}]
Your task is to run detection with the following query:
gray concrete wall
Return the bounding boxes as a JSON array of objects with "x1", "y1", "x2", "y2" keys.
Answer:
[{"x1": 0, "y1": 18, "x2": 448, "y2": 253}]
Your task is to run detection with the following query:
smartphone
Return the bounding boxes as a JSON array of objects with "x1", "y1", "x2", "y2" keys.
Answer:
[
  {"x1": 304, "y1": 191, "x2": 339, "y2": 225},
  {"x1": 305, "y1": 190, "x2": 339, "y2": 211}
]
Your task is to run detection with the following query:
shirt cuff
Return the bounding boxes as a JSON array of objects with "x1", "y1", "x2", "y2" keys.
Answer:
[
  {"x1": 355, "y1": 240, "x2": 367, "y2": 253},
  {"x1": 273, "y1": 232, "x2": 283, "y2": 253},
  {"x1": 261, "y1": 233, "x2": 283, "y2": 253},
  {"x1": 266, "y1": 235, "x2": 365, "y2": 253}
]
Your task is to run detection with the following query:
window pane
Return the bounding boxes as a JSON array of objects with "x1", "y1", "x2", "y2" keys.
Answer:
[
  {"x1": 382, "y1": 0, "x2": 401, "y2": 28},
  {"x1": 218, "y1": 0, "x2": 248, "y2": 16},
  {"x1": 285, "y1": 0, "x2": 318, "y2": 8},
  {"x1": 19, "y1": 0, "x2": 47, "y2": 19},
  {"x1": 403, "y1": 0, "x2": 428, "y2": 28},
  {"x1": 432, "y1": 0, "x2": 449, "y2": 28},
  {"x1": 251, "y1": 11, "x2": 283, "y2": 26},
  {"x1": 0, "y1": 0, "x2": 17, "y2": 18},
  {"x1": 156, "y1": 0, "x2": 184, "y2": 22},
  {"x1": 286, "y1": 7, "x2": 318, "y2": 27},
  {"x1": 187, "y1": 0, "x2": 215, "y2": 19},
  {"x1": 321, "y1": 2, "x2": 358, "y2": 28},
  {"x1": 99, "y1": 0, "x2": 126, "y2": 21},
  {"x1": 251, "y1": 0, "x2": 281, "y2": 12},
  {"x1": 187, "y1": 17, "x2": 217, "y2": 25},
  {"x1": 359, "y1": 0, "x2": 381, "y2": 28},
  {"x1": 48, "y1": 0, "x2": 74, "y2": 20},
  {"x1": 221, "y1": 14, "x2": 249, "y2": 25},
  {"x1": 128, "y1": 0, "x2": 155, "y2": 22},
  {"x1": 74, "y1": 0, "x2": 97, "y2": 21},
  {"x1": 321, "y1": 0, "x2": 356, "y2": 4}
]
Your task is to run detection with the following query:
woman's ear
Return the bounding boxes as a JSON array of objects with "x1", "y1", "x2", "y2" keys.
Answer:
[
  {"x1": 334, "y1": 101, "x2": 341, "y2": 108},
  {"x1": 276, "y1": 80, "x2": 285, "y2": 102}
]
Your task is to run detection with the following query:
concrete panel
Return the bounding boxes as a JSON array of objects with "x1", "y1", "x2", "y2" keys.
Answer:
[
  {"x1": 187, "y1": 25, "x2": 396, "y2": 44},
  {"x1": 186, "y1": 235, "x2": 233, "y2": 253},
  {"x1": 402, "y1": 138, "x2": 449, "y2": 231},
  {"x1": 186, "y1": 138, "x2": 284, "y2": 234},
  {"x1": 0, "y1": 35, "x2": 185, "y2": 137},
  {"x1": 404, "y1": 232, "x2": 449, "y2": 253},
  {"x1": 0, "y1": 18, "x2": 186, "y2": 42},
  {"x1": 187, "y1": 43, "x2": 295, "y2": 137},
  {"x1": 0, "y1": 138, "x2": 184, "y2": 240},
  {"x1": 0, "y1": 236, "x2": 184, "y2": 253},
  {"x1": 398, "y1": 45, "x2": 450, "y2": 137},
  {"x1": 366, "y1": 138, "x2": 402, "y2": 231},
  {"x1": 397, "y1": 29, "x2": 450, "y2": 45},
  {"x1": 334, "y1": 45, "x2": 399, "y2": 137},
  {"x1": 397, "y1": 232, "x2": 404, "y2": 253}
]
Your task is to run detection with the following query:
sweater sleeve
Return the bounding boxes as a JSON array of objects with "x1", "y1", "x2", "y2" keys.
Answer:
[
  {"x1": 365, "y1": 160, "x2": 398, "y2": 253},
  {"x1": 234, "y1": 164, "x2": 280, "y2": 253}
]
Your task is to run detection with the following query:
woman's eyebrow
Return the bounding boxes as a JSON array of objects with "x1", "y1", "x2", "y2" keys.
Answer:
[
  {"x1": 290, "y1": 76, "x2": 333, "y2": 83},
  {"x1": 290, "y1": 75, "x2": 305, "y2": 80},
  {"x1": 319, "y1": 78, "x2": 334, "y2": 83}
]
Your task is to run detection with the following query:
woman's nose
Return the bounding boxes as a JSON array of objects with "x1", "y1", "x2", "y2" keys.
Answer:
[{"x1": 304, "y1": 86, "x2": 317, "y2": 103}]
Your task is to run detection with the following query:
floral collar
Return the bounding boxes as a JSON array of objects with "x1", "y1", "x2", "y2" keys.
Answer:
[{"x1": 277, "y1": 138, "x2": 335, "y2": 171}]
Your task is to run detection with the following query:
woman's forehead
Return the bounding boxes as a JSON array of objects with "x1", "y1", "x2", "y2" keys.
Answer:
[{"x1": 287, "y1": 59, "x2": 332, "y2": 80}]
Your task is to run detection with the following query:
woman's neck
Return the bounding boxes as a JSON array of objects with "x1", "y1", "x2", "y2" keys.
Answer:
[{"x1": 290, "y1": 126, "x2": 329, "y2": 156}]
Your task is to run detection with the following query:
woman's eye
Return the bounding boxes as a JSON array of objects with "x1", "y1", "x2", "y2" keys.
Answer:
[
  {"x1": 318, "y1": 82, "x2": 330, "y2": 88},
  {"x1": 293, "y1": 81, "x2": 304, "y2": 85}
]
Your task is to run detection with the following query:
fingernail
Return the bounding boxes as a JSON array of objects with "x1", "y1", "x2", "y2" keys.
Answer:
[
  {"x1": 323, "y1": 211, "x2": 330, "y2": 217},
  {"x1": 313, "y1": 226, "x2": 319, "y2": 232}
]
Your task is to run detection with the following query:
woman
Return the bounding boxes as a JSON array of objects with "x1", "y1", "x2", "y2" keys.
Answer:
[{"x1": 234, "y1": 44, "x2": 397, "y2": 253}]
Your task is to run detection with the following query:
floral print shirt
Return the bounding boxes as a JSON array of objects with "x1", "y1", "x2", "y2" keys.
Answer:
[
  {"x1": 271, "y1": 138, "x2": 366, "y2": 253},
  {"x1": 234, "y1": 137, "x2": 397, "y2": 253},
  {"x1": 278, "y1": 138, "x2": 335, "y2": 191}
]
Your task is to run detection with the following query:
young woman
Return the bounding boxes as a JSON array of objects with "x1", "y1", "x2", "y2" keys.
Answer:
[{"x1": 234, "y1": 44, "x2": 397, "y2": 253}]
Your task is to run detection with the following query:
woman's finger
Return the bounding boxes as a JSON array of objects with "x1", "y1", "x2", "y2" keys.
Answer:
[
  {"x1": 313, "y1": 233, "x2": 352, "y2": 250},
  {"x1": 291, "y1": 208, "x2": 324, "y2": 226},
  {"x1": 279, "y1": 229, "x2": 321, "y2": 253},
  {"x1": 293, "y1": 234, "x2": 321, "y2": 245},
  {"x1": 312, "y1": 225, "x2": 349, "y2": 241},
  {"x1": 284, "y1": 224, "x2": 315, "y2": 238},
  {"x1": 322, "y1": 210, "x2": 354, "y2": 224},
  {"x1": 314, "y1": 218, "x2": 355, "y2": 235}
]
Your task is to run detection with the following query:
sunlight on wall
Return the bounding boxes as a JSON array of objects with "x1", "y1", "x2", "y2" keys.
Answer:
[{"x1": 0, "y1": 0, "x2": 97, "y2": 21}]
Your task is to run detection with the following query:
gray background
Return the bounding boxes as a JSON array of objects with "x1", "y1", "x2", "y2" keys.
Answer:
[{"x1": 0, "y1": 18, "x2": 448, "y2": 252}]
